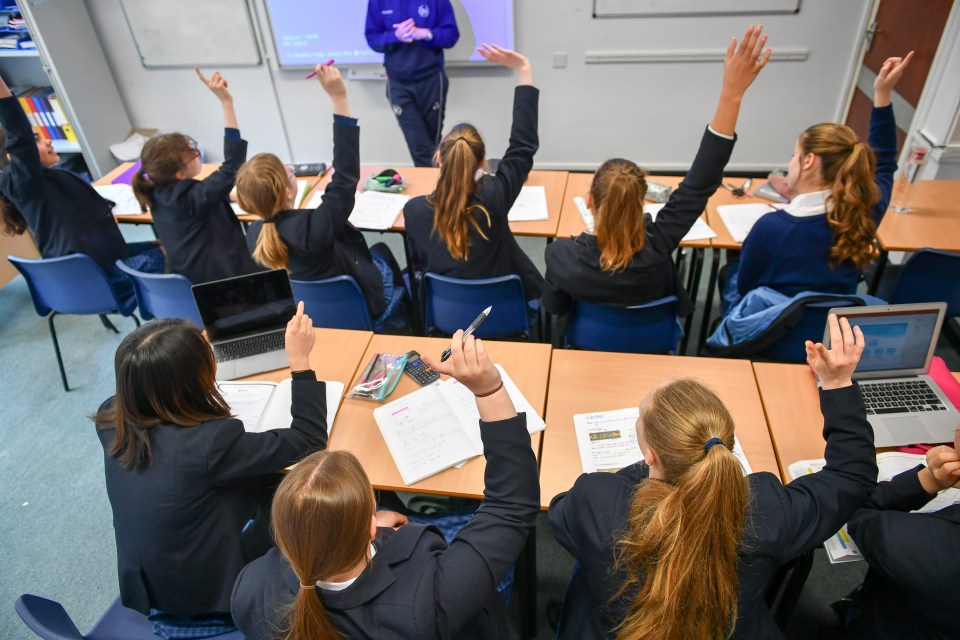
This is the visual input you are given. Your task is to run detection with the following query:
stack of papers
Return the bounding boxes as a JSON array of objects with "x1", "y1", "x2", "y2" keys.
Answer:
[
  {"x1": 349, "y1": 191, "x2": 409, "y2": 230},
  {"x1": 94, "y1": 184, "x2": 143, "y2": 216},
  {"x1": 507, "y1": 186, "x2": 549, "y2": 222},
  {"x1": 716, "y1": 203, "x2": 779, "y2": 243}
]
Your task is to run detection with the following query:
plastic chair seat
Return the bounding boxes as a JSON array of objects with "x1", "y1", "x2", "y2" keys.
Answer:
[
  {"x1": 564, "y1": 297, "x2": 681, "y2": 354},
  {"x1": 423, "y1": 273, "x2": 529, "y2": 339},
  {"x1": 115, "y1": 260, "x2": 202, "y2": 326},
  {"x1": 290, "y1": 276, "x2": 376, "y2": 331}
]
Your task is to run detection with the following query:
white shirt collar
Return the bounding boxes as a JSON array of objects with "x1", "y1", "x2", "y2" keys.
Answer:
[
  {"x1": 316, "y1": 544, "x2": 377, "y2": 592},
  {"x1": 783, "y1": 189, "x2": 830, "y2": 217}
]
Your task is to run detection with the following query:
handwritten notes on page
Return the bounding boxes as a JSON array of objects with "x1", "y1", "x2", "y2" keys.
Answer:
[
  {"x1": 349, "y1": 191, "x2": 409, "y2": 230},
  {"x1": 716, "y1": 203, "x2": 778, "y2": 243},
  {"x1": 508, "y1": 186, "x2": 549, "y2": 222}
]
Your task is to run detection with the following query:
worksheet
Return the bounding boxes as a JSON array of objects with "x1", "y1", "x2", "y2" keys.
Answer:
[
  {"x1": 716, "y1": 203, "x2": 779, "y2": 243},
  {"x1": 349, "y1": 191, "x2": 409, "y2": 230},
  {"x1": 507, "y1": 186, "x2": 549, "y2": 222}
]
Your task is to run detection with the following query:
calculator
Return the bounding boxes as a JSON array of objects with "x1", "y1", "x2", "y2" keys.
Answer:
[{"x1": 403, "y1": 350, "x2": 440, "y2": 386}]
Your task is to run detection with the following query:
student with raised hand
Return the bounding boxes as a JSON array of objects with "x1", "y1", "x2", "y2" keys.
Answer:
[
  {"x1": 231, "y1": 331, "x2": 540, "y2": 640},
  {"x1": 238, "y1": 64, "x2": 406, "y2": 329},
  {"x1": 403, "y1": 44, "x2": 544, "y2": 314},
  {"x1": 548, "y1": 314, "x2": 877, "y2": 639},
  {"x1": 845, "y1": 429, "x2": 960, "y2": 639},
  {"x1": 132, "y1": 68, "x2": 260, "y2": 284},
  {"x1": 543, "y1": 25, "x2": 770, "y2": 320},
  {"x1": 727, "y1": 52, "x2": 912, "y2": 308},
  {"x1": 0, "y1": 74, "x2": 163, "y2": 298},
  {"x1": 93, "y1": 302, "x2": 328, "y2": 639}
]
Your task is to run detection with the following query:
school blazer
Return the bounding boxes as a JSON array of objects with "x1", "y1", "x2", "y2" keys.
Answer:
[
  {"x1": 542, "y1": 128, "x2": 736, "y2": 318},
  {"x1": 245, "y1": 121, "x2": 386, "y2": 317},
  {"x1": 847, "y1": 466, "x2": 960, "y2": 639},
  {"x1": 403, "y1": 85, "x2": 545, "y2": 300},
  {"x1": 231, "y1": 412, "x2": 540, "y2": 640},
  {"x1": 549, "y1": 385, "x2": 877, "y2": 640},
  {"x1": 96, "y1": 372, "x2": 328, "y2": 616},
  {"x1": 149, "y1": 134, "x2": 261, "y2": 284},
  {"x1": 0, "y1": 96, "x2": 128, "y2": 271}
]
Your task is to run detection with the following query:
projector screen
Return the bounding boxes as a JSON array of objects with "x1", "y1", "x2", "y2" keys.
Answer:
[{"x1": 265, "y1": 0, "x2": 515, "y2": 68}]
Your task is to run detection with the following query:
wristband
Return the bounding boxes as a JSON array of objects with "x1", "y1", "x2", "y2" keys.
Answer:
[{"x1": 474, "y1": 379, "x2": 503, "y2": 398}]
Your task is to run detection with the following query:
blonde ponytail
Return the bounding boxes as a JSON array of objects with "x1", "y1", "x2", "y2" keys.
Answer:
[
  {"x1": 614, "y1": 379, "x2": 748, "y2": 640},
  {"x1": 591, "y1": 159, "x2": 648, "y2": 272},
  {"x1": 236, "y1": 153, "x2": 292, "y2": 271}
]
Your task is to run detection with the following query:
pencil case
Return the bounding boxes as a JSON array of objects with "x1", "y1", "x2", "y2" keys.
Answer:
[
  {"x1": 346, "y1": 352, "x2": 409, "y2": 401},
  {"x1": 363, "y1": 169, "x2": 406, "y2": 193},
  {"x1": 645, "y1": 181, "x2": 672, "y2": 203}
]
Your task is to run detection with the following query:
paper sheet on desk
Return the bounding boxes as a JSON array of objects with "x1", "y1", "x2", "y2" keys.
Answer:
[
  {"x1": 304, "y1": 190, "x2": 324, "y2": 209},
  {"x1": 349, "y1": 191, "x2": 408, "y2": 230},
  {"x1": 716, "y1": 203, "x2": 778, "y2": 243},
  {"x1": 220, "y1": 379, "x2": 346, "y2": 434},
  {"x1": 644, "y1": 203, "x2": 717, "y2": 242},
  {"x1": 95, "y1": 184, "x2": 143, "y2": 216},
  {"x1": 508, "y1": 186, "x2": 549, "y2": 222}
]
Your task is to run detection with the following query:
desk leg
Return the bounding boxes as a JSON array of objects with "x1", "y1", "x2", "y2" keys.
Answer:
[
  {"x1": 868, "y1": 250, "x2": 889, "y2": 297},
  {"x1": 681, "y1": 248, "x2": 705, "y2": 354},
  {"x1": 697, "y1": 248, "x2": 722, "y2": 352},
  {"x1": 399, "y1": 231, "x2": 424, "y2": 334},
  {"x1": 517, "y1": 528, "x2": 538, "y2": 639}
]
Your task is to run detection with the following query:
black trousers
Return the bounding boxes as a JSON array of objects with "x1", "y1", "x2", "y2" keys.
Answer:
[{"x1": 386, "y1": 70, "x2": 449, "y2": 167}]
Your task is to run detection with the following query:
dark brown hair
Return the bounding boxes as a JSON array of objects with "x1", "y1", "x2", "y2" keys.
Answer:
[
  {"x1": 236, "y1": 153, "x2": 291, "y2": 270},
  {"x1": 590, "y1": 159, "x2": 649, "y2": 272},
  {"x1": 93, "y1": 318, "x2": 231, "y2": 472},
  {"x1": 0, "y1": 129, "x2": 29, "y2": 236},
  {"x1": 427, "y1": 123, "x2": 491, "y2": 261},
  {"x1": 131, "y1": 133, "x2": 198, "y2": 210}
]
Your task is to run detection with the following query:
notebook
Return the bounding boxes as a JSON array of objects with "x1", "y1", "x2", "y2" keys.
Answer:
[
  {"x1": 716, "y1": 203, "x2": 780, "y2": 243},
  {"x1": 219, "y1": 379, "x2": 345, "y2": 433}
]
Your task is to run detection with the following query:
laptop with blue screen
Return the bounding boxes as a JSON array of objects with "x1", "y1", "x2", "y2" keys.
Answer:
[{"x1": 824, "y1": 302, "x2": 958, "y2": 447}]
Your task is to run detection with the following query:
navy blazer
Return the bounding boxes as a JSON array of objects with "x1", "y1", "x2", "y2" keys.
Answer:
[
  {"x1": 96, "y1": 372, "x2": 328, "y2": 616},
  {"x1": 0, "y1": 96, "x2": 128, "y2": 271},
  {"x1": 403, "y1": 86, "x2": 544, "y2": 300},
  {"x1": 245, "y1": 120, "x2": 386, "y2": 316},
  {"x1": 543, "y1": 128, "x2": 736, "y2": 318},
  {"x1": 549, "y1": 385, "x2": 877, "y2": 639},
  {"x1": 231, "y1": 412, "x2": 540, "y2": 639},
  {"x1": 847, "y1": 465, "x2": 960, "y2": 639},
  {"x1": 149, "y1": 134, "x2": 261, "y2": 284}
]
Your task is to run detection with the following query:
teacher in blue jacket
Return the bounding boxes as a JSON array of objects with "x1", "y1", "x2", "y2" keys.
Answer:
[{"x1": 365, "y1": 0, "x2": 459, "y2": 166}]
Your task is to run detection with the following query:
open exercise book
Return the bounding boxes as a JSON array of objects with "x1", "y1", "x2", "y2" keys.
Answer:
[
  {"x1": 507, "y1": 186, "x2": 549, "y2": 222},
  {"x1": 95, "y1": 184, "x2": 143, "y2": 216},
  {"x1": 716, "y1": 203, "x2": 780, "y2": 243},
  {"x1": 218, "y1": 379, "x2": 346, "y2": 434},
  {"x1": 373, "y1": 365, "x2": 546, "y2": 485},
  {"x1": 788, "y1": 452, "x2": 960, "y2": 564},
  {"x1": 572, "y1": 197, "x2": 716, "y2": 241},
  {"x1": 348, "y1": 191, "x2": 409, "y2": 230},
  {"x1": 575, "y1": 407, "x2": 752, "y2": 475}
]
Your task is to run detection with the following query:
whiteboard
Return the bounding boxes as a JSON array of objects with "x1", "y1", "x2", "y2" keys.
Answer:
[
  {"x1": 594, "y1": 0, "x2": 800, "y2": 17},
  {"x1": 120, "y1": 0, "x2": 261, "y2": 68}
]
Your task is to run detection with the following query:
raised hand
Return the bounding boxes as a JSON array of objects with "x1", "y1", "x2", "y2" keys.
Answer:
[
  {"x1": 195, "y1": 67, "x2": 232, "y2": 103},
  {"x1": 315, "y1": 64, "x2": 346, "y2": 98},
  {"x1": 285, "y1": 301, "x2": 315, "y2": 372},
  {"x1": 925, "y1": 443, "x2": 960, "y2": 490},
  {"x1": 477, "y1": 44, "x2": 532, "y2": 85},
  {"x1": 721, "y1": 24, "x2": 771, "y2": 99},
  {"x1": 423, "y1": 330, "x2": 501, "y2": 396},
  {"x1": 805, "y1": 314, "x2": 865, "y2": 390},
  {"x1": 874, "y1": 51, "x2": 914, "y2": 107}
]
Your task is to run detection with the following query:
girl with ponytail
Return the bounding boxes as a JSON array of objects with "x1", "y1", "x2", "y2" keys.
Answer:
[
  {"x1": 542, "y1": 25, "x2": 769, "y2": 322},
  {"x1": 132, "y1": 68, "x2": 259, "y2": 284},
  {"x1": 232, "y1": 331, "x2": 540, "y2": 640},
  {"x1": 549, "y1": 313, "x2": 878, "y2": 639},
  {"x1": 237, "y1": 65, "x2": 407, "y2": 327},
  {"x1": 728, "y1": 52, "x2": 913, "y2": 307},
  {"x1": 403, "y1": 44, "x2": 545, "y2": 309}
]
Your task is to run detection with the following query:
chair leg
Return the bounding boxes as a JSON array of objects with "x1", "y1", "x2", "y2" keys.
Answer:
[
  {"x1": 132, "y1": 313, "x2": 141, "y2": 328},
  {"x1": 48, "y1": 313, "x2": 69, "y2": 392},
  {"x1": 99, "y1": 314, "x2": 119, "y2": 333}
]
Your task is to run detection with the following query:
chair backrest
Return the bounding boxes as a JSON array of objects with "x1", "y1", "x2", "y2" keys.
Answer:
[
  {"x1": 759, "y1": 298, "x2": 861, "y2": 362},
  {"x1": 565, "y1": 297, "x2": 680, "y2": 354},
  {"x1": 423, "y1": 273, "x2": 528, "y2": 338},
  {"x1": 115, "y1": 261, "x2": 202, "y2": 326},
  {"x1": 16, "y1": 594, "x2": 85, "y2": 639},
  {"x1": 8, "y1": 254, "x2": 128, "y2": 317},
  {"x1": 890, "y1": 248, "x2": 960, "y2": 316},
  {"x1": 291, "y1": 276, "x2": 374, "y2": 331}
]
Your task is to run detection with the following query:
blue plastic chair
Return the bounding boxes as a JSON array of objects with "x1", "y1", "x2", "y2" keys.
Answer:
[
  {"x1": 758, "y1": 299, "x2": 861, "y2": 363},
  {"x1": 8, "y1": 254, "x2": 140, "y2": 391},
  {"x1": 115, "y1": 261, "x2": 202, "y2": 326},
  {"x1": 881, "y1": 248, "x2": 960, "y2": 316},
  {"x1": 15, "y1": 594, "x2": 243, "y2": 639},
  {"x1": 564, "y1": 297, "x2": 681, "y2": 354},
  {"x1": 423, "y1": 273, "x2": 529, "y2": 338},
  {"x1": 291, "y1": 276, "x2": 375, "y2": 331}
]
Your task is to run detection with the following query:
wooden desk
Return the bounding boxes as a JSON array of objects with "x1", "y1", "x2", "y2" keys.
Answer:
[
  {"x1": 703, "y1": 176, "x2": 767, "y2": 250},
  {"x1": 329, "y1": 334, "x2": 551, "y2": 498},
  {"x1": 876, "y1": 181, "x2": 960, "y2": 253},
  {"x1": 540, "y1": 350, "x2": 780, "y2": 509},
  {"x1": 0, "y1": 229, "x2": 39, "y2": 288}
]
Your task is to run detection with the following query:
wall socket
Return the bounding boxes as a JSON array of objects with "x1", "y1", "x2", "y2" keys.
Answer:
[{"x1": 552, "y1": 52, "x2": 568, "y2": 69}]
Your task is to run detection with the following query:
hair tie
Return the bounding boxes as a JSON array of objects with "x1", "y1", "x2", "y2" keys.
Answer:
[
  {"x1": 262, "y1": 218, "x2": 276, "y2": 224},
  {"x1": 704, "y1": 437, "x2": 724, "y2": 453},
  {"x1": 299, "y1": 583, "x2": 316, "y2": 590}
]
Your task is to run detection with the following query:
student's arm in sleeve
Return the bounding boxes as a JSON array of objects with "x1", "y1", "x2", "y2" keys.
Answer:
[
  {"x1": 736, "y1": 217, "x2": 776, "y2": 296},
  {"x1": 0, "y1": 77, "x2": 45, "y2": 201},
  {"x1": 424, "y1": 0, "x2": 459, "y2": 48},
  {"x1": 365, "y1": 0, "x2": 400, "y2": 53},
  {"x1": 871, "y1": 52, "x2": 912, "y2": 224},
  {"x1": 541, "y1": 243, "x2": 573, "y2": 315}
]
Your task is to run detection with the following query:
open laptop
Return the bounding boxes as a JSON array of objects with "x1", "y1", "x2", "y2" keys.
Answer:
[
  {"x1": 192, "y1": 269, "x2": 296, "y2": 381},
  {"x1": 824, "y1": 302, "x2": 958, "y2": 447}
]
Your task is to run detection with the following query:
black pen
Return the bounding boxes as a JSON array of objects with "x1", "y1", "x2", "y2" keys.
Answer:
[{"x1": 440, "y1": 306, "x2": 492, "y2": 362}]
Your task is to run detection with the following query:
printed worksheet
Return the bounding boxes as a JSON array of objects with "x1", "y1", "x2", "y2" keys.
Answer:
[
  {"x1": 349, "y1": 191, "x2": 409, "y2": 230},
  {"x1": 507, "y1": 186, "x2": 549, "y2": 222},
  {"x1": 716, "y1": 203, "x2": 779, "y2": 243},
  {"x1": 645, "y1": 203, "x2": 718, "y2": 242},
  {"x1": 95, "y1": 184, "x2": 143, "y2": 216},
  {"x1": 219, "y1": 379, "x2": 345, "y2": 434}
]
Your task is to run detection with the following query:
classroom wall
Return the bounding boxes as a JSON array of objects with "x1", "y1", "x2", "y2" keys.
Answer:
[{"x1": 84, "y1": 0, "x2": 874, "y2": 172}]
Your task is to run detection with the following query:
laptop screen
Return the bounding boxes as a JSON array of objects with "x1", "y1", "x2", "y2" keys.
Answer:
[
  {"x1": 192, "y1": 270, "x2": 296, "y2": 342},
  {"x1": 842, "y1": 307, "x2": 941, "y2": 374}
]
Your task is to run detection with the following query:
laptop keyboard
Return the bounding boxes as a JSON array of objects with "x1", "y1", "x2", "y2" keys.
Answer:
[
  {"x1": 860, "y1": 380, "x2": 946, "y2": 415},
  {"x1": 214, "y1": 331, "x2": 285, "y2": 362}
]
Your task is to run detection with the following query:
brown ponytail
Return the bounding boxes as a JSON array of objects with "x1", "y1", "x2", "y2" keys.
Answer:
[
  {"x1": 614, "y1": 379, "x2": 748, "y2": 640},
  {"x1": 132, "y1": 133, "x2": 199, "y2": 211},
  {"x1": 0, "y1": 129, "x2": 29, "y2": 236},
  {"x1": 590, "y1": 159, "x2": 648, "y2": 272},
  {"x1": 799, "y1": 124, "x2": 880, "y2": 269},
  {"x1": 271, "y1": 450, "x2": 376, "y2": 640},
  {"x1": 427, "y1": 123, "x2": 491, "y2": 261},
  {"x1": 235, "y1": 153, "x2": 291, "y2": 270}
]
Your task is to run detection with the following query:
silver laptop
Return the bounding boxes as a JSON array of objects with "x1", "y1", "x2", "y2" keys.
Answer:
[
  {"x1": 824, "y1": 302, "x2": 958, "y2": 447},
  {"x1": 192, "y1": 269, "x2": 295, "y2": 381}
]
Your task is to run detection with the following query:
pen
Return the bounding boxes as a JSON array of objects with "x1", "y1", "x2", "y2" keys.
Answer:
[
  {"x1": 242, "y1": 518, "x2": 254, "y2": 534},
  {"x1": 440, "y1": 306, "x2": 492, "y2": 362},
  {"x1": 305, "y1": 59, "x2": 335, "y2": 79}
]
